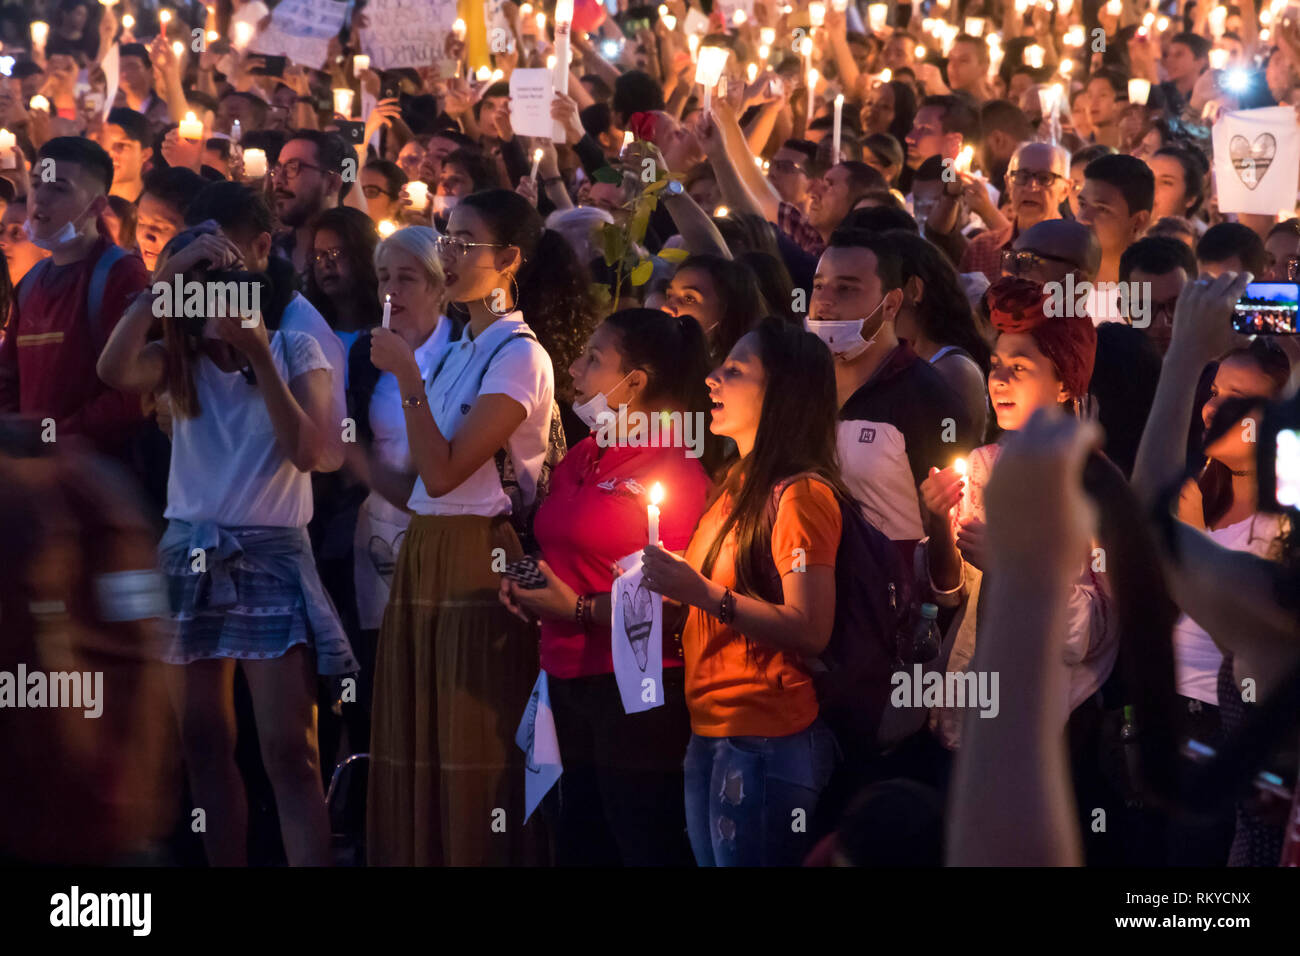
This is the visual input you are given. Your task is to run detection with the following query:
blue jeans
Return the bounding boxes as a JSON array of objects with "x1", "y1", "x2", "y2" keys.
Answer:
[{"x1": 683, "y1": 720, "x2": 838, "y2": 866}]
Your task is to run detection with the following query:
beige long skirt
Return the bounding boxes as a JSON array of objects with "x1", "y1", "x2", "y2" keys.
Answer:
[{"x1": 366, "y1": 513, "x2": 544, "y2": 866}]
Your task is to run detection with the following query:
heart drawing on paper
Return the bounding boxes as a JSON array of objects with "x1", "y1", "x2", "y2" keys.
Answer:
[
  {"x1": 367, "y1": 531, "x2": 406, "y2": 580},
  {"x1": 621, "y1": 580, "x2": 654, "y2": 671},
  {"x1": 521, "y1": 686, "x2": 541, "y2": 774},
  {"x1": 1228, "y1": 133, "x2": 1276, "y2": 190}
]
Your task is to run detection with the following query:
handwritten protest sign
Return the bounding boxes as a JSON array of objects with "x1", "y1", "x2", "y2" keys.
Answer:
[
  {"x1": 250, "y1": 0, "x2": 351, "y2": 70},
  {"x1": 361, "y1": 0, "x2": 459, "y2": 71},
  {"x1": 509, "y1": 69, "x2": 554, "y2": 139}
]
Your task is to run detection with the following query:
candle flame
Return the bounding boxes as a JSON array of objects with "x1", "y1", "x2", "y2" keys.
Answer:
[
  {"x1": 534, "y1": 147, "x2": 544, "y2": 160},
  {"x1": 377, "y1": 219, "x2": 396, "y2": 238},
  {"x1": 650, "y1": 483, "x2": 665, "y2": 506},
  {"x1": 953, "y1": 458, "x2": 968, "y2": 477}
]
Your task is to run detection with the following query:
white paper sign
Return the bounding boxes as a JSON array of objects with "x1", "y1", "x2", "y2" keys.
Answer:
[
  {"x1": 610, "y1": 550, "x2": 664, "y2": 715},
  {"x1": 514, "y1": 670, "x2": 562, "y2": 822},
  {"x1": 684, "y1": 6, "x2": 711, "y2": 35},
  {"x1": 101, "y1": 42, "x2": 119, "y2": 121},
  {"x1": 509, "y1": 68, "x2": 555, "y2": 139},
  {"x1": 361, "y1": 0, "x2": 459, "y2": 71},
  {"x1": 1212, "y1": 106, "x2": 1300, "y2": 216},
  {"x1": 250, "y1": 0, "x2": 351, "y2": 70}
]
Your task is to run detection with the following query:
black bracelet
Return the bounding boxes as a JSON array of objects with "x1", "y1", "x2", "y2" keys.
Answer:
[
  {"x1": 574, "y1": 593, "x2": 586, "y2": 627},
  {"x1": 541, "y1": 176, "x2": 563, "y2": 185},
  {"x1": 580, "y1": 592, "x2": 598, "y2": 631},
  {"x1": 718, "y1": 588, "x2": 736, "y2": 625}
]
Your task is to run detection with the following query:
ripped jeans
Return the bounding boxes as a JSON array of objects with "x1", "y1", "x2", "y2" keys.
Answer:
[{"x1": 683, "y1": 720, "x2": 838, "y2": 866}]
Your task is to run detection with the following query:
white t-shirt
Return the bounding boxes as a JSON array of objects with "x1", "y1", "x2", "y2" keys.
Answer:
[
  {"x1": 405, "y1": 312, "x2": 554, "y2": 517},
  {"x1": 280, "y1": 292, "x2": 346, "y2": 442},
  {"x1": 1172, "y1": 512, "x2": 1284, "y2": 704},
  {"x1": 364, "y1": 318, "x2": 452, "y2": 525},
  {"x1": 166, "y1": 330, "x2": 332, "y2": 527}
]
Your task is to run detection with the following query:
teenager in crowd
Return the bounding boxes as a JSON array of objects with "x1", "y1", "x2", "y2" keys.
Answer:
[
  {"x1": 136, "y1": 166, "x2": 206, "y2": 274},
  {"x1": 303, "y1": 206, "x2": 382, "y2": 369},
  {"x1": 366, "y1": 190, "x2": 557, "y2": 867},
  {"x1": 500, "y1": 308, "x2": 716, "y2": 866},
  {"x1": 96, "y1": 222, "x2": 357, "y2": 867},
  {"x1": 641, "y1": 317, "x2": 843, "y2": 866},
  {"x1": 1076, "y1": 153, "x2": 1154, "y2": 288},
  {"x1": 662, "y1": 254, "x2": 766, "y2": 362}
]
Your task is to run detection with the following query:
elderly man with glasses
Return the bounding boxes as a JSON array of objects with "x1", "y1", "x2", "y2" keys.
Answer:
[{"x1": 960, "y1": 141, "x2": 1072, "y2": 283}]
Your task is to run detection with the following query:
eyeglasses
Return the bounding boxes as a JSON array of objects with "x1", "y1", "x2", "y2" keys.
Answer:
[
  {"x1": 271, "y1": 159, "x2": 325, "y2": 181},
  {"x1": 1008, "y1": 169, "x2": 1066, "y2": 189},
  {"x1": 312, "y1": 248, "x2": 346, "y2": 266},
  {"x1": 1001, "y1": 249, "x2": 1079, "y2": 276},
  {"x1": 769, "y1": 159, "x2": 807, "y2": 176},
  {"x1": 435, "y1": 235, "x2": 505, "y2": 258},
  {"x1": 362, "y1": 185, "x2": 396, "y2": 200}
]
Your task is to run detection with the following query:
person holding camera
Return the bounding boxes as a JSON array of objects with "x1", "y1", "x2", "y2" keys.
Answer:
[{"x1": 97, "y1": 221, "x2": 358, "y2": 867}]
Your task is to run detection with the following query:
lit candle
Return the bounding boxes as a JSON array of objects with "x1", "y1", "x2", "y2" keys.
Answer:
[
  {"x1": 377, "y1": 219, "x2": 397, "y2": 238},
  {"x1": 178, "y1": 111, "x2": 203, "y2": 140},
  {"x1": 1128, "y1": 77, "x2": 1151, "y2": 105},
  {"x1": 476, "y1": 65, "x2": 491, "y2": 82},
  {"x1": 687, "y1": 34, "x2": 700, "y2": 61},
  {"x1": 536, "y1": 12, "x2": 547, "y2": 33},
  {"x1": 206, "y1": 29, "x2": 218, "y2": 42},
  {"x1": 714, "y1": 204, "x2": 729, "y2": 217},
  {"x1": 1105, "y1": 0, "x2": 1121, "y2": 15},
  {"x1": 647, "y1": 483, "x2": 664, "y2": 546},
  {"x1": 758, "y1": 44, "x2": 770, "y2": 61},
  {"x1": 832, "y1": 93, "x2": 844, "y2": 162},
  {"x1": 831, "y1": 0, "x2": 848, "y2": 10},
  {"x1": 760, "y1": 27, "x2": 775, "y2": 46},
  {"x1": 1142, "y1": 11, "x2": 1155, "y2": 26},
  {"x1": 231, "y1": 119, "x2": 242, "y2": 144},
  {"x1": 243, "y1": 147, "x2": 267, "y2": 178},
  {"x1": 382, "y1": 293, "x2": 392, "y2": 328},
  {"x1": 234, "y1": 21, "x2": 254, "y2": 48},
  {"x1": 746, "y1": 61, "x2": 758, "y2": 83},
  {"x1": 405, "y1": 180, "x2": 429, "y2": 211},
  {"x1": 159, "y1": 9, "x2": 173, "y2": 26},
  {"x1": 1209, "y1": 48, "x2": 1229, "y2": 70},
  {"x1": 354, "y1": 54, "x2": 370, "y2": 74},
  {"x1": 664, "y1": 14, "x2": 677, "y2": 31},
  {"x1": 0, "y1": 127, "x2": 13, "y2": 168},
  {"x1": 0, "y1": 128, "x2": 14, "y2": 150},
  {"x1": 1156, "y1": 15, "x2": 1170, "y2": 31},
  {"x1": 530, "y1": 147, "x2": 543, "y2": 181},
  {"x1": 491, "y1": 69, "x2": 504, "y2": 82},
  {"x1": 452, "y1": 18, "x2": 467, "y2": 41},
  {"x1": 965, "y1": 16, "x2": 985, "y2": 35},
  {"x1": 807, "y1": 67, "x2": 818, "y2": 120},
  {"x1": 547, "y1": 54, "x2": 556, "y2": 71},
  {"x1": 879, "y1": 67, "x2": 891, "y2": 83},
  {"x1": 1059, "y1": 0, "x2": 1074, "y2": 12},
  {"x1": 29, "y1": 95, "x2": 50, "y2": 113},
  {"x1": 172, "y1": 40, "x2": 185, "y2": 59},
  {"x1": 915, "y1": 44, "x2": 926, "y2": 58},
  {"x1": 1060, "y1": 57, "x2": 1074, "y2": 76},
  {"x1": 733, "y1": 9, "x2": 747, "y2": 26},
  {"x1": 122, "y1": 13, "x2": 135, "y2": 30},
  {"x1": 810, "y1": 2, "x2": 827, "y2": 27},
  {"x1": 622, "y1": 130, "x2": 634, "y2": 150},
  {"x1": 955, "y1": 144, "x2": 974, "y2": 174},
  {"x1": 1065, "y1": 25, "x2": 1084, "y2": 46},
  {"x1": 1025, "y1": 44, "x2": 1044, "y2": 69},
  {"x1": 333, "y1": 88, "x2": 355, "y2": 117},
  {"x1": 867, "y1": 3, "x2": 887, "y2": 32},
  {"x1": 99, "y1": 0, "x2": 118, "y2": 5},
  {"x1": 31, "y1": 20, "x2": 49, "y2": 48},
  {"x1": 953, "y1": 458, "x2": 969, "y2": 521}
]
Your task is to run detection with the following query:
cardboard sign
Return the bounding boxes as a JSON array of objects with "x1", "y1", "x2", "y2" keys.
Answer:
[
  {"x1": 250, "y1": 0, "x2": 351, "y2": 70},
  {"x1": 361, "y1": 0, "x2": 459, "y2": 70}
]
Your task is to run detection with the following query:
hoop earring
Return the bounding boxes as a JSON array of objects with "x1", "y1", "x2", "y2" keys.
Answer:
[{"x1": 484, "y1": 272, "x2": 521, "y2": 316}]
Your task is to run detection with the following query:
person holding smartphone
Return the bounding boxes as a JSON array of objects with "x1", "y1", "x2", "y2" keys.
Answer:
[{"x1": 499, "y1": 308, "x2": 716, "y2": 866}]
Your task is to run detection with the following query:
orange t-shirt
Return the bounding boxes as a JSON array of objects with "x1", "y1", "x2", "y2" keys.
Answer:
[{"x1": 682, "y1": 477, "x2": 842, "y2": 738}]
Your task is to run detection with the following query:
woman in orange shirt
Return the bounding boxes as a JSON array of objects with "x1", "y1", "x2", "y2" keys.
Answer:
[{"x1": 642, "y1": 317, "x2": 844, "y2": 866}]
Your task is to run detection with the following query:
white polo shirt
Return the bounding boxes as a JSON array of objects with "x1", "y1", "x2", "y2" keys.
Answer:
[{"x1": 406, "y1": 312, "x2": 554, "y2": 517}]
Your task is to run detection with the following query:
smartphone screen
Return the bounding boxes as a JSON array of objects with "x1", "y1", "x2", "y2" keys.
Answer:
[
  {"x1": 1276, "y1": 427, "x2": 1300, "y2": 508},
  {"x1": 1233, "y1": 281, "x2": 1300, "y2": 334}
]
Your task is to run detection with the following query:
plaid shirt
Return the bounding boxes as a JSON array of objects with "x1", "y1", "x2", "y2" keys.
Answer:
[
  {"x1": 958, "y1": 223, "x2": 1015, "y2": 283},
  {"x1": 777, "y1": 201, "x2": 827, "y2": 257}
]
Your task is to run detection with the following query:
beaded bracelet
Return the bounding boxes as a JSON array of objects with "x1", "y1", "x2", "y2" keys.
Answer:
[{"x1": 718, "y1": 588, "x2": 736, "y2": 625}]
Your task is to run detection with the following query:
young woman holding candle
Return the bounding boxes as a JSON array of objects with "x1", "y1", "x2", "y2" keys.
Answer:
[
  {"x1": 365, "y1": 190, "x2": 564, "y2": 867},
  {"x1": 638, "y1": 317, "x2": 845, "y2": 866},
  {"x1": 498, "y1": 308, "x2": 717, "y2": 866},
  {"x1": 918, "y1": 275, "x2": 1117, "y2": 756}
]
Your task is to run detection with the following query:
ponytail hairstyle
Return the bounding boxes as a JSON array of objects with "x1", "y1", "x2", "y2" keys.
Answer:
[
  {"x1": 603, "y1": 308, "x2": 728, "y2": 477},
  {"x1": 886, "y1": 229, "x2": 992, "y2": 373},
  {"x1": 1198, "y1": 340, "x2": 1292, "y2": 528},
  {"x1": 458, "y1": 189, "x2": 599, "y2": 402},
  {"x1": 701, "y1": 317, "x2": 849, "y2": 622}
]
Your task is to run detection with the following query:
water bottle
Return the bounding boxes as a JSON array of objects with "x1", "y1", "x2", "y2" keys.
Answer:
[{"x1": 911, "y1": 603, "x2": 941, "y2": 665}]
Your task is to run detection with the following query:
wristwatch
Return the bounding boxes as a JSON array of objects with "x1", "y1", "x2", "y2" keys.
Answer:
[
  {"x1": 663, "y1": 178, "x2": 684, "y2": 199},
  {"x1": 401, "y1": 394, "x2": 427, "y2": 409}
]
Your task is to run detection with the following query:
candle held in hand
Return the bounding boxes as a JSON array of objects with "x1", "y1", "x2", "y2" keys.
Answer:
[
  {"x1": 405, "y1": 181, "x2": 429, "y2": 211},
  {"x1": 243, "y1": 148, "x2": 267, "y2": 178},
  {"x1": 530, "y1": 147, "x2": 544, "y2": 181},
  {"x1": 382, "y1": 294, "x2": 392, "y2": 329},
  {"x1": 953, "y1": 458, "x2": 969, "y2": 522},
  {"x1": 832, "y1": 94, "x2": 844, "y2": 161},
  {"x1": 354, "y1": 54, "x2": 370, "y2": 74},
  {"x1": 333, "y1": 88, "x2": 355, "y2": 118},
  {"x1": 647, "y1": 483, "x2": 664, "y2": 546},
  {"x1": 178, "y1": 111, "x2": 203, "y2": 140}
]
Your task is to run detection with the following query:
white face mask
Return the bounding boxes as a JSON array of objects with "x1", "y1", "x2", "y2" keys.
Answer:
[
  {"x1": 571, "y1": 371, "x2": 634, "y2": 430},
  {"x1": 804, "y1": 297, "x2": 886, "y2": 361},
  {"x1": 25, "y1": 200, "x2": 92, "y2": 251}
]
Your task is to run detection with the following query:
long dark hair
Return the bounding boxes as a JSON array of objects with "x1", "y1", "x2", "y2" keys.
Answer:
[
  {"x1": 604, "y1": 308, "x2": 728, "y2": 477},
  {"x1": 736, "y1": 250, "x2": 797, "y2": 322},
  {"x1": 701, "y1": 318, "x2": 849, "y2": 606},
  {"x1": 674, "y1": 254, "x2": 765, "y2": 361},
  {"x1": 303, "y1": 206, "x2": 381, "y2": 330},
  {"x1": 1198, "y1": 341, "x2": 1291, "y2": 528},
  {"x1": 886, "y1": 79, "x2": 917, "y2": 147},
  {"x1": 886, "y1": 230, "x2": 992, "y2": 372},
  {"x1": 458, "y1": 189, "x2": 599, "y2": 402}
]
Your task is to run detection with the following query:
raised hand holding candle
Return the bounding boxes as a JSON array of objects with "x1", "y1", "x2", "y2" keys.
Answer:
[
  {"x1": 953, "y1": 458, "x2": 969, "y2": 522},
  {"x1": 832, "y1": 94, "x2": 844, "y2": 162},
  {"x1": 405, "y1": 180, "x2": 429, "y2": 211},
  {"x1": 31, "y1": 21, "x2": 49, "y2": 49},
  {"x1": 28, "y1": 94, "x2": 50, "y2": 114},
  {"x1": 530, "y1": 147, "x2": 544, "y2": 181},
  {"x1": 333, "y1": 88, "x2": 355, "y2": 117},
  {"x1": 647, "y1": 483, "x2": 664, "y2": 546},
  {"x1": 354, "y1": 54, "x2": 370, "y2": 74},
  {"x1": 179, "y1": 111, "x2": 203, "y2": 140},
  {"x1": 243, "y1": 147, "x2": 267, "y2": 178},
  {"x1": 1128, "y1": 77, "x2": 1151, "y2": 106},
  {"x1": 382, "y1": 294, "x2": 392, "y2": 329}
]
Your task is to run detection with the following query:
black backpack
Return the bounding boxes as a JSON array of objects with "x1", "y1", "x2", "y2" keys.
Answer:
[{"x1": 766, "y1": 474, "x2": 916, "y2": 754}]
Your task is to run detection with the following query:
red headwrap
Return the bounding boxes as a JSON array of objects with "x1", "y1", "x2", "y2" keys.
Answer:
[{"x1": 985, "y1": 275, "x2": 1097, "y2": 400}]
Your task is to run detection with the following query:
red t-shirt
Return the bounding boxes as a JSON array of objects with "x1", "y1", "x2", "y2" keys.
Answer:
[
  {"x1": 0, "y1": 235, "x2": 148, "y2": 456},
  {"x1": 534, "y1": 434, "x2": 711, "y2": 678}
]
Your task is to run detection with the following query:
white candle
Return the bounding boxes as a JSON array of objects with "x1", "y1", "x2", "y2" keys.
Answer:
[
  {"x1": 747, "y1": 62, "x2": 758, "y2": 84},
  {"x1": 953, "y1": 457, "x2": 969, "y2": 521},
  {"x1": 405, "y1": 180, "x2": 429, "y2": 211},
  {"x1": 452, "y1": 18, "x2": 467, "y2": 41},
  {"x1": 333, "y1": 88, "x2": 355, "y2": 117},
  {"x1": 867, "y1": 3, "x2": 887, "y2": 32},
  {"x1": 647, "y1": 483, "x2": 664, "y2": 546},
  {"x1": 31, "y1": 20, "x2": 49, "y2": 48},
  {"x1": 1105, "y1": 0, "x2": 1121, "y2": 14},
  {"x1": 536, "y1": 12, "x2": 547, "y2": 34},
  {"x1": 760, "y1": 27, "x2": 775, "y2": 46},
  {"x1": 172, "y1": 40, "x2": 185, "y2": 59},
  {"x1": 1128, "y1": 77, "x2": 1151, "y2": 105},
  {"x1": 122, "y1": 13, "x2": 135, "y2": 30},
  {"x1": 810, "y1": 2, "x2": 827, "y2": 27},
  {"x1": 1025, "y1": 44, "x2": 1044, "y2": 69},
  {"x1": 807, "y1": 68, "x2": 818, "y2": 121},
  {"x1": 832, "y1": 94, "x2": 844, "y2": 162},
  {"x1": 178, "y1": 111, "x2": 204, "y2": 140},
  {"x1": 243, "y1": 147, "x2": 267, "y2": 178},
  {"x1": 382, "y1": 294, "x2": 392, "y2": 329},
  {"x1": 354, "y1": 54, "x2": 370, "y2": 74},
  {"x1": 965, "y1": 16, "x2": 985, "y2": 35},
  {"x1": 0, "y1": 129, "x2": 14, "y2": 152},
  {"x1": 234, "y1": 21, "x2": 254, "y2": 48},
  {"x1": 530, "y1": 147, "x2": 543, "y2": 181}
]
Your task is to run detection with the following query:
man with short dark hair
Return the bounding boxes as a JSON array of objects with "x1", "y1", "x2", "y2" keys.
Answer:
[
  {"x1": 611, "y1": 70, "x2": 665, "y2": 127},
  {"x1": 1157, "y1": 33, "x2": 1211, "y2": 115},
  {"x1": 978, "y1": 100, "x2": 1033, "y2": 194},
  {"x1": 136, "y1": 166, "x2": 206, "y2": 273},
  {"x1": 1120, "y1": 236, "x2": 1198, "y2": 355},
  {"x1": 271, "y1": 130, "x2": 347, "y2": 280},
  {"x1": 905, "y1": 95, "x2": 979, "y2": 172},
  {"x1": 579, "y1": 102, "x2": 627, "y2": 161},
  {"x1": 1077, "y1": 153, "x2": 1154, "y2": 284},
  {"x1": 1196, "y1": 222, "x2": 1267, "y2": 278},
  {"x1": 103, "y1": 107, "x2": 153, "y2": 202},
  {"x1": 1085, "y1": 69, "x2": 1128, "y2": 148},
  {"x1": 117, "y1": 43, "x2": 168, "y2": 125},
  {"x1": 782, "y1": 162, "x2": 886, "y2": 256},
  {"x1": 768, "y1": 139, "x2": 819, "y2": 208},
  {"x1": 0, "y1": 138, "x2": 149, "y2": 460},
  {"x1": 947, "y1": 35, "x2": 993, "y2": 100}
]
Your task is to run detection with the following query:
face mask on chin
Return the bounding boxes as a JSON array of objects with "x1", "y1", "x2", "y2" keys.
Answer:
[
  {"x1": 571, "y1": 371, "x2": 634, "y2": 430},
  {"x1": 804, "y1": 297, "x2": 887, "y2": 361},
  {"x1": 25, "y1": 200, "x2": 93, "y2": 252}
]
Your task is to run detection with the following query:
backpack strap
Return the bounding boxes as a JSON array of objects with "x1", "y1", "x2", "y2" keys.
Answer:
[
  {"x1": 87, "y1": 244, "x2": 129, "y2": 339},
  {"x1": 14, "y1": 258, "x2": 55, "y2": 315}
]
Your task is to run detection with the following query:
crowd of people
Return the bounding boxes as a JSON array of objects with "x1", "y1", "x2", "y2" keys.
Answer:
[{"x1": 2, "y1": 0, "x2": 1300, "y2": 870}]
